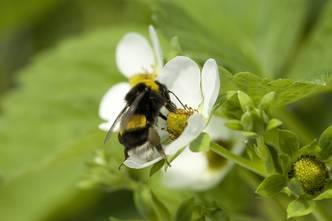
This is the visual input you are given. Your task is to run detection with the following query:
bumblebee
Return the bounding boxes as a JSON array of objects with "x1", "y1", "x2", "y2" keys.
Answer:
[{"x1": 104, "y1": 79, "x2": 177, "y2": 165}]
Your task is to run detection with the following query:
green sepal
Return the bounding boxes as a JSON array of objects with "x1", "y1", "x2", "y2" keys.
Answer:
[
  {"x1": 287, "y1": 198, "x2": 315, "y2": 218},
  {"x1": 287, "y1": 179, "x2": 305, "y2": 196},
  {"x1": 314, "y1": 189, "x2": 332, "y2": 200},
  {"x1": 175, "y1": 198, "x2": 196, "y2": 221},
  {"x1": 150, "y1": 191, "x2": 172, "y2": 221},
  {"x1": 279, "y1": 154, "x2": 291, "y2": 176},
  {"x1": 237, "y1": 91, "x2": 254, "y2": 112},
  {"x1": 255, "y1": 140, "x2": 275, "y2": 174},
  {"x1": 259, "y1": 91, "x2": 276, "y2": 110},
  {"x1": 149, "y1": 160, "x2": 165, "y2": 177},
  {"x1": 134, "y1": 188, "x2": 171, "y2": 221},
  {"x1": 134, "y1": 188, "x2": 159, "y2": 221},
  {"x1": 256, "y1": 174, "x2": 287, "y2": 197},
  {"x1": 190, "y1": 132, "x2": 211, "y2": 152},
  {"x1": 266, "y1": 118, "x2": 283, "y2": 131},
  {"x1": 278, "y1": 129, "x2": 299, "y2": 159},
  {"x1": 241, "y1": 111, "x2": 254, "y2": 131},
  {"x1": 225, "y1": 119, "x2": 243, "y2": 130},
  {"x1": 299, "y1": 140, "x2": 320, "y2": 157},
  {"x1": 220, "y1": 91, "x2": 242, "y2": 119},
  {"x1": 319, "y1": 125, "x2": 332, "y2": 160}
]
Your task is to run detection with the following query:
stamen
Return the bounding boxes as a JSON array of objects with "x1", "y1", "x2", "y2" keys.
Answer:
[{"x1": 167, "y1": 108, "x2": 195, "y2": 140}]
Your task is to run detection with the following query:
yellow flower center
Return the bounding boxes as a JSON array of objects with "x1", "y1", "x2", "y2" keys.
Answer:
[
  {"x1": 167, "y1": 108, "x2": 194, "y2": 140},
  {"x1": 292, "y1": 155, "x2": 329, "y2": 194}
]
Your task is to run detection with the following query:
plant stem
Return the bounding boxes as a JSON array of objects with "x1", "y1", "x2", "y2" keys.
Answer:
[
  {"x1": 312, "y1": 204, "x2": 330, "y2": 221},
  {"x1": 210, "y1": 141, "x2": 266, "y2": 177}
]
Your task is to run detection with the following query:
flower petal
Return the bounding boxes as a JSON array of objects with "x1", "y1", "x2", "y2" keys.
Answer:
[
  {"x1": 165, "y1": 113, "x2": 206, "y2": 155},
  {"x1": 124, "y1": 156, "x2": 162, "y2": 169},
  {"x1": 162, "y1": 147, "x2": 226, "y2": 191},
  {"x1": 162, "y1": 147, "x2": 208, "y2": 189},
  {"x1": 149, "y1": 25, "x2": 163, "y2": 73},
  {"x1": 116, "y1": 33, "x2": 155, "y2": 77},
  {"x1": 204, "y1": 116, "x2": 232, "y2": 141},
  {"x1": 201, "y1": 59, "x2": 220, "y2": 117},
  {"x1": 158, "y1": 56, "x2": 202, "y2": 108},
  {"x1": 98, "y1": 82, "x2": 130, "y2": 131}
]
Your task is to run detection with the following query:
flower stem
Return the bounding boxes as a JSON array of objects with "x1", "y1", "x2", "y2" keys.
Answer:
[{"x1": 210, "y1": 141, "x2": 266, "y2": 177}]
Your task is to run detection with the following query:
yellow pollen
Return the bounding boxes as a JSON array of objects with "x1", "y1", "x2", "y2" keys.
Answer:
[
  {"x1": 167, "y1": 108, "x2": 194, "y2": 140},
  {"x1": 292, "y1": 156, "x2": 328, "y2": 194}
]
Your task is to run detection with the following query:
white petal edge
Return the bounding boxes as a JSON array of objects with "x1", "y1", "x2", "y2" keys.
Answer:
[
  {"x1": 162, "y1": 147, "x2": 209, "y2": 189},
  {"x1": 158, "y1": 56, "x2": 202, "y2": 108},
  {"x1": 204, "y1": 116, "x2": 232, "y2": 141},
  {"x1": 201, "y1": 59, "x2": 220, "y2": 118},
  {"x1": 165, "y1": 113, "x2": 206, "y2": 155},
  {"x1": 149, "y1": 25, "x2": 163, "y2": 73},
  {"x1": 163, "y1": 129, "x2": 246, "y2": 191},
  {"x1": 116, "y1": 33, "x2": 155, "y2": 78},
  {"x1": 124, "y1": 156, "x2": 162, "y2": 169},
  {"x1": 98, "y1": 82, "x2": 130, "y2": 131}
]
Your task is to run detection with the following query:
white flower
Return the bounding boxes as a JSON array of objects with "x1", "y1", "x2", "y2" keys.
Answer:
[
  {"x1": 99, "y1": 26, "x2": 163, "y2": 132},
  {"x1": 162, "y1": 116, "x2": 245, "y2": 191},
  {"x1": 123, "y1": 56, "x2": 221, "y2": 168}
]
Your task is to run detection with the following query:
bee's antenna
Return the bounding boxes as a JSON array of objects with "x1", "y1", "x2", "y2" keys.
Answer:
[{"x1": 168, "y1": 90, "x2": 187, "y2": 110}]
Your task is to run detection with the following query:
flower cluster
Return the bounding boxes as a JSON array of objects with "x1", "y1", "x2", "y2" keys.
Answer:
[{"x1": 98, "y1": 26, "x2": 245, "y2": 190}]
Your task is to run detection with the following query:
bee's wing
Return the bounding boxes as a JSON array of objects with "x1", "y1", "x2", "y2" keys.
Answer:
[
  {"x1": 103, "y1": 104, "x2": 129, "y2": 144},
  {"x1": 103, "y1": 89, "x2": 148, "y2": 144},
  {"x1": 120, "y1": 89, "x2": 148, "y2": 130}
]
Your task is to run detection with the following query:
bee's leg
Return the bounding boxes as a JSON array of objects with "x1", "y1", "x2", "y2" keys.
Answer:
[
  {"x1": 165, "y1": 100, "x2": 177, "y2": 112},
  {"x1": 155, "y1": 144, "x2": 171, "y2": 167},
  {"x1": 148, "y1": 127, "x2": 171, "y2": 167},
  {"x1": 118, "y1": 149, "x2": 129, "y2": 170},
  {"x1": 159, "y1": 112, "x2": 167, "y2": 120}
]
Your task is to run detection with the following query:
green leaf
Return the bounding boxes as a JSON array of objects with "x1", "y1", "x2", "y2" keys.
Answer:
[
  {"x1": 241, "y1": 111, "x2": 254, "y2": 131},
  {"x1": 0, "y1": 25, "x2": 144, "y2": 221},
  {"x1": 225, "y1": 119, "x2": 243, "y2": 130},
  {"x1": 278, "y1": 129, "x2": 299, "y2": 159},
  {"x1": 150, "y1": 191, "x2": 171, "y2": 221},
  {"x1": 222, "y1": 72, "x2": 327, "y2": 107},
  {"x1": 155, "y1": 0, "x2": 308, "y2": 77},
  {"x1": 319, "y1": 125, "x2": 332, "y2": 160},
  {"x1": 314, "y1": 189, "x2": 332, "y2": 200},
  {"x1": 299, "y1": 140, "x2": 320, "y2": 156},
  {"x1": 266, "y1": 119, "x2": 283, "y2": 131},
  {"x1": 259, "y1": 91, "x2": 276, "y2": 110},
  {"x1": 175, "y1": 198, "x2": 196, "y2": 221},
  {"x1": 256, "y1": 174, "x2": 287, "y2": 197},
  {"x1": 149, "y1": 160, "x2": 165, "y2": 177},
  {"x1": 237, "y1": 91, "x2": 254, "y2": 112},
  {"x1": 286, "y1": 1, "x2": 332, "y2": 83},
  {"x1": 190, "y1": 132, "x2": 211, "y2": 152},
  {"x1": 134, "y1": 188, "x2": 159, "y2": 221},
  {"x1": 0, "y1": 0, "x2": 60, "y2": 35},
  {"x1": 288, "y1": 179, "x2": 305, "y2": 196},
  {"x1": 278, "y1": 154, "x2": 291, "y2": 176},
  {"x1": 287, "y1": 199, "x2": 315, "y2": 218}
]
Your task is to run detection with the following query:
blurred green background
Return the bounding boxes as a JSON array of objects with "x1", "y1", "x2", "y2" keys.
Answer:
[{"x1": 0, "y1": 0, "x2": 332, "y2": 221}]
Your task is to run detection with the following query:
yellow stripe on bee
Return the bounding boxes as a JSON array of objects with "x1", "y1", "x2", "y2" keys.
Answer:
[
  {"x1": 126, "y1": 114, "x2": 147, "y2": 130},
  {"x1": 129, "y1": 73, "x2": 159, "y2": 91}
]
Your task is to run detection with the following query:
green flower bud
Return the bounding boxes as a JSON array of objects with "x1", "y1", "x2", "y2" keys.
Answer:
[{"x1": 289, "y1": 155, "x2": 329, "y2": 195}]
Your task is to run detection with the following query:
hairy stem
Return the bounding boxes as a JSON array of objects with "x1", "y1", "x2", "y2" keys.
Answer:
[
  {"x1": 210, "y1": 141, "x2": 266, "y2": 176},
  {"x1": 312, "y1": 204, "x2": 330, "y2": 221}
]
